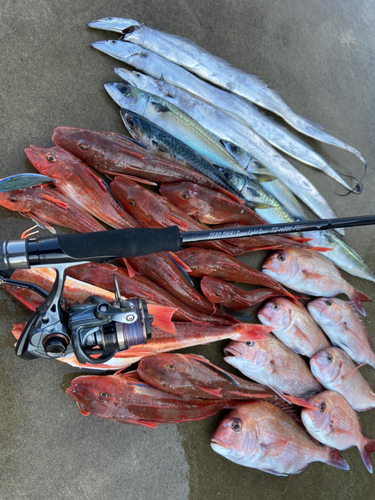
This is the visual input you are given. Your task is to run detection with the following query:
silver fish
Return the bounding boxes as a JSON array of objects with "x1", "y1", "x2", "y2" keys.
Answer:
[
  {"x1": 114, "y1": 68, "x2": 340, "y2": 223},
  {"x1": 310, "y1": 347, "x2": 375, "y2": 412},
  {"x1": 90, "y1": 39, "x2": 354, "y2": 189},
  {"x1": 104, "y1": 82, "x2": 245, "y2": 174},
  {"x1": 88, "y1": 19, "x2": 366, "y2": 167},
  {"x1": 304, "y1": 229, "x2": 375, "y2": 283},
  {"x1": 308, "y1": 298, "x2": 375, "y2": 369},
  {"x1": 221, "y1": 140, "x2": 306, "y2": 220}
]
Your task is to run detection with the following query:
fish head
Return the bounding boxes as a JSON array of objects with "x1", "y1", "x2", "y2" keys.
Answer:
[
  {"x1": 310, "y1": 347, "x2": 341, "y2": 383},
  {"x1": 115, "y1": 68, "x2": 162, "y2": 97},
  {"x1": 119, "y1": 109, "x2": 154, "y2": 148},
  {"x1": 258, "y1": 298, "x2": 293, "y2": 330},
  {"x1": 138, "y1": 354, "x2": 192, "y2": 394},
  {"x1": 52, "y1": 127, "x2": 96, "y2": 160},
  {"x1": 211, "y1": 406, "x2": 258, "y2": 462},
  {"x1": 159, "y1": 182, "x2": 199, "y2": 212},
  {"x1": 104, "y1": 82, "x2": 148, "y2": 115},
  {"x1": 91, "y1": 40, "x2": 142, "y2": 62},
  {"x1": 88, "y1": 18, "x2": 140, "y2": 34},
  {"x1": 66, "y1": 375, "x2": 124, "y2": 416},
  {"x1": 262, "y1": 249, "x2": 299, "y2": 281},
  {"x1": 0, "y1": 188, "x2": 34, "y2": 212},
  {"x1": 307, "y1": 298, "x2": 345, "y2": 327},
  {"x1": 25, "y1": 145, "x2": 74, "y2": 178},
  {"x1": 200, "y1": 277, "x2": 229, "y2": 303},
  {"x1": 111, "y1": 175, "x2": 152, "y2": 216},
  {"x1": 221, "y1": 141, "x2": 249, "y2": 169},
  {"x1": 216, "y1": 168, "x2": 246, "y2": 192},
  {"x1": 301, "y1": 391, "x2": 334, "y2": 437},
  {"x1": 224, "y1": 338, "x2": 268, "y2": 371}
]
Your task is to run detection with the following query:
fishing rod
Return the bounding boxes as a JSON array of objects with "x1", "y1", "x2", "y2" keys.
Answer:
[{"x1": 1, "y1": 214, "x2": 374, "y2": 365}]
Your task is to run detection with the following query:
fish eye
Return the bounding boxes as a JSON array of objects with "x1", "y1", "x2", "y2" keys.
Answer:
[
  {"x1": 100, "y1": 391, "x2": 108, "y2": 398},
  {"x1": 135, "y1": 73, "x2": 142, "y2": 79},
  {"x1": 47, "y1": 154, "x2": 56, "y2": 162},
  {"x1": 324, "y1": 299, "x2": 332, "y2": 306},
  {"x1": 215, "y1": 293, "x2": 220, "y2": 297},
  {"x1": 9, "y1": 198, "x2": 17, "y2": 203},
  {"x1": 223, "y1": 171, "x2": 232, "y2": 180},
  {"x1": 118, "y1": 84, "x2": 130, "y2": 95},
  {"x1": 277, "y1": 253, "x2": 286, "y2": 262},
  {"x1": 106, "y1": 17, "x2": 113, "y2": 20},
  {"x1": 167, "y1": 364, "x2": 175, "y2": 370},
  {"x1": 182, "y1": 193, "x2": 189, "y2": 199},
  {"x1": 271, "y1": 304, "x2": 279, "y2": 311},
  {"x1": 129, "y1": 200, "x2": 136, "y2": 206},
  {"x1": 79, "y1": 143, "x2": 88, "y2": 151},
  {"x1": 231, "y1": 418, "x2": 242, "y2": 432},
  {"x1": 230, "y1": 145, "x2": 240, "y2": 154},
  {"x1": 318, "y1": 401, "x2": 326, "y2": 412},
  {"x1": 245, "y1": 341, "x2": 254, "y2": 347},
  {"x1": 127, "y1": 117, "x2": 136, "y2": 129},
  {"x1": 191, "y1": 266, "x2": 197, "y2": 271},
  {"x1": 110, "y1": 40, "x2": 117, "y2": 45},
  {"x1": 161, "y1": 382, "x2": 167, "y2": 387},
  {"x1": 327, "y1": 353, "x2": 333, "y2": 363}
]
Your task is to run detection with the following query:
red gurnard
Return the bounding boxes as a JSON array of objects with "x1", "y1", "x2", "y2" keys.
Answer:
[
  {"x1": 211, "y1": 402, "x2": 349, "y2": 475},
  {"x1": 160, "y1": 181, "x2": 263, "y2": 225},
  {"x1": 52, "y1": 127, "x2": 243, "y2": 201},
  {"x1": 110, "y1": 176, "x2": 240, "y2": 256},
  {"x1": 25, "y1": 145, "x2": 139, "y2": 229},
  {"x1": 176, "y1": 247, "x2": 297, "y2": 300},
  {"x1": 66, "y1": 372, "x2": 243, "y2": 427},
  {"x1": 66, "y1": 262, "x2": 234, "y2": 325},
  {"x1": 201, "y1": 277, "x2": 285, "y2": 310},
  {"x1": 0, "y1": 185, "x2": 105, "y2": 233},
  {"x1": 137, "y1": 353, "x2": 278, "y2": 400}
]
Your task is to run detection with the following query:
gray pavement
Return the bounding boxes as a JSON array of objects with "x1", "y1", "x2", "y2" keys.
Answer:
[{"x1": 1, "y1": 1, "x2": 375, "y2": 499}]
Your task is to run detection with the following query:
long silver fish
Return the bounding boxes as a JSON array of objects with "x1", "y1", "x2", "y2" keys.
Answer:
[
  {"x1": 90, "y1": 39, "x2": 354, "y2": 189},
  {"x1": 88, "y1": 19, "x2": 367, "y2": 168},
  {"x1": 221, "y1": 139, "x2": 306, "y2": 220},
  {"x1": 303, "y1": 230, "x2": 375, "y2": 283},
  {"x1": 114, "y1": 69, "x2": 340, "y2": 223}
]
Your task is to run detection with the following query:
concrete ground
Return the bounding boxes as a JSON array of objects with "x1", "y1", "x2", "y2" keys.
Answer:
[{"x1": 1, "y1": 0, "x2": 375, "y2": 499}]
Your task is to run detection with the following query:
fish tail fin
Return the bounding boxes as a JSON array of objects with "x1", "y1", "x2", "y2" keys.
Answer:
[
  {"x1": 120, "y1": 258, "x2": 138, "y2": 278},
  {"x1": 230, "y1": 323, "x2": 271, "y2": 341},
  {"x1": 349, "y1": 288, "x2": 372, "y2": 316},
  {"x1": 325, "y1": 449, "x2": 350, "y2": 471},
  {"x1": 360, "y1": 438, "x2": 375, "y2": 473},
  {"x1": 147, "y1": 304, "x2": 177, "y2": 334}
]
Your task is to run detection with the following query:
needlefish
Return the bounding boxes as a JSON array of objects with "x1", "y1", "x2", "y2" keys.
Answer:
[
  {"x1": 112, "y1": 69, "x2": 340, "y2": 224},
  {"x1": 88, "y1": 18, "x2": 366, "y2": 168},
  {"x1": 91, "y1": 39, "x2": 355, "y2": 190}
]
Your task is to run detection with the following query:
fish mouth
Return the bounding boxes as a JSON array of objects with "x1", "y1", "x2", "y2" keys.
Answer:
[
  {"x1": 77, "y1": 403, "x2": 90, "y2": 416},
  {"x1": 258, "y1": 311, "x2": 273, "y2": 323},
  {"x1": 88, "y1": 18, "x2": 140, "y2": 33},
  {"x1": 210, "y1": 437, "x2": 228, "y2": 448},
  {"x1": 223, "y1": 345, "x2": 240, "y2": 357}
]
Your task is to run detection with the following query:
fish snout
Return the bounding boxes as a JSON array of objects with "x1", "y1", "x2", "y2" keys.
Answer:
[{"x1": 224, "y1": 345, "x2": 241, "y2": 357}]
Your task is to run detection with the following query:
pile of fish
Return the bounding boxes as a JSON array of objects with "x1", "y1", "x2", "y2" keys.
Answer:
[{"x1": 1, "y1": 17, "x2": 375, "y2": 477}]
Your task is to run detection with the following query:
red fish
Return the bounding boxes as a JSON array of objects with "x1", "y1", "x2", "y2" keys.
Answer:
[
  {"x1": 66, "y1": 262, "x2": 233, "y2": 326},
  {"x1": 301, "y1": 390, "x2": 375, "y2": 473},
  {"x1": 262, "y1": 248, "x2": 371, "y2": 315},
  {"x1": 25, "y1": 145, "x2": 139, "y2": 229},
  {"x1": 66, "y1": 372, "x2": 244, "y2": 427},
  {"x1": 211, "y1": 401, "x2": 349, "y2": 475},
  {"x1": 201, "y1": 277, "x2": 285, "y2": 310},
  {"x1": 110, "y1": 176, "x2": 240, "y2": 256},
  {"x1": 52, "y1": 127, "x2": 242, "y2": 202},
  {"x1": 176, "y1": 247, "x2": 297, "y2": 300},
  {"x1": 0, "y1": 185, "x2": 105, "y2": 233},
  {"x1": 160, "y1": 181, "x2": 264, "y2": 225},
  {"x1": 137, "y1": 353, "x2": 278, "y2": 400}
]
